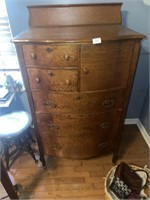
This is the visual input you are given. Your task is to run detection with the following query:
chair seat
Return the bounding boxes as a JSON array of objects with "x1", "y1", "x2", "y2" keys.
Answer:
[{"x1": 0, "y1": 111, "x2": 32, "y2": 138}]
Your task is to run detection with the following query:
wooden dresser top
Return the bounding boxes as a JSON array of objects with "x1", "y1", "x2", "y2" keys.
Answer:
[{"x1": 13, "y1": 3, "x2": 145, "y2": 43}]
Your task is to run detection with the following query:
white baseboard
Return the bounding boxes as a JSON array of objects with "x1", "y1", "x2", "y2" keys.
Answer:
[{"x1": 125, "y1": 118, "x2": 150, "y2": 148}]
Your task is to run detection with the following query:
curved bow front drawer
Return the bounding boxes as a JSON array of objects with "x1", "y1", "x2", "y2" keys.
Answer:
[
  {"x1": 32, "y1": 89, "x2": 125, "y2": 114},
  {"x1": 36, "y1": 111, "x2": 121, "y2": 135},
  {"x1": 40, "y1": 130, "x2": 117, "y2": 159},
  {"x1": 22, "y1": 44, "x2": 79, "y2": 67}
]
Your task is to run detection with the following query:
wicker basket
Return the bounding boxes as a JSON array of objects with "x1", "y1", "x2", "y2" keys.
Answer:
[{"x1": 104, "y1": 164, "x2": 149, "y2": 200}]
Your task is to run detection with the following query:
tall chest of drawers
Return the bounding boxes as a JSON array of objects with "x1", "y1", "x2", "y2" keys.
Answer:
[{"x1": 13, "y1": 3, "x2": 144, "y2": 164}]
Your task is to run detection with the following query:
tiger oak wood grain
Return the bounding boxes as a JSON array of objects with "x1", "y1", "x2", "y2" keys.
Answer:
[
  {"x1": 32, "y1": 90, "x2": 125, "y2": 114},
  {"x1": 13, "y1": 4, "x2": 145, "y2": 160}
]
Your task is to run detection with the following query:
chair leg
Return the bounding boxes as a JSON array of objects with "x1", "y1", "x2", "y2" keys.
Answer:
[
  {"x1": 3, "y1": 140, "x2": 10, "y2": 170},
  {"x1": 28, "y1": 132, "x2": 36, "y2": 143},
  {"x1": 26, "y1": 141, "x2": 37, "y2": 162},
  {"x1": 1, "y1": 159, "x2": 19, "y2": 199}
]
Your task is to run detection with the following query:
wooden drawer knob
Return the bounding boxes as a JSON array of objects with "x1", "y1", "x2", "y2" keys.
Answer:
[
  {"x1": 30, "y1": 53, "x2": 36, "y2": 59},
  {"x1": 65, "y1": 80, "x2": 70, "y2": 85},
  {"x1": 35, "y1": 77, "x2": 41, "y2": 83},
  {"x1": 64, "y1": 55, "x2": 70, "y2": 60},
  {"x1": 102, "y1": 98, "x2": 114, "y2": 108},
  {"x1": 83, "y1": 68, "x2": 88, "y2": 74}
]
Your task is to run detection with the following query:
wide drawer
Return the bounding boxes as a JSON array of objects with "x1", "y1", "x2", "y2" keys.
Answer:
[
  {"x1": 81, "y1": 41, "x2": 134, "y2": 91},
  {"x1": 27, "y1": 68, "x2": 79, "y2": 92},
  {"x1": 36, "y1": 111, "x2": 121, "y2": 135},
  {"x1": 32, "y1": 89, "x2": 125, "y2": 114},
  {"x1": 22, "y1": 44, "x2": 79, "y2": 67},
  {"x1": 41, "y1": 133, "x2": 117, "y2": 159},
  {"x1": 40, "y1": 127, "x2": 119, "y2": 159}
]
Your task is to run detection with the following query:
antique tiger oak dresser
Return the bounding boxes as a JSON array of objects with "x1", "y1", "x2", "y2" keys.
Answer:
[{"x1": 13, "y1": 3, "x2": 145, "y2": 165}]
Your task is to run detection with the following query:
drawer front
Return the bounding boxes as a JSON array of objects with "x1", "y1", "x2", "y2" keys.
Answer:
[
  {"x1": 37, "y1": 111, "x2": 121, "y2": 158},
  {"x1": 36, "y1": 111, "x2": 121, "y2": 135},
  {"x1": 40, "y1": 129, "x2": 118, "y2": 159},
  {"x1": 27, "y1": 68, "x2": 79, "y2": 91},
  {"x1": 81, "y1": 41, "x2": 134, "y2": 91},
  {"x1": 32, "y1": 89, "x2": 125, "y2": 114},
  {"x1": 22, "y1": 44, "x2": 79, "y2": 67}
]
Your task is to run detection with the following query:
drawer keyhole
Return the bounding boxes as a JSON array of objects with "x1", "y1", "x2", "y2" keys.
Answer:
[{"x1": 45, "y1": 47, "x2": 53, "y2": 53}]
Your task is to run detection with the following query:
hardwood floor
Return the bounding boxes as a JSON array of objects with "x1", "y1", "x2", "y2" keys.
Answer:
[{"x1": 0, "y1": 125, "x2": 149, "y2": 199}]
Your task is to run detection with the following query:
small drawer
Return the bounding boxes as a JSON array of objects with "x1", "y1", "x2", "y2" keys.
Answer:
[
  {"x1": 32, "y1": 89, "x2": 125, "y2": 114},
  {"x1": 22, "y1": 44, "x2": 79, "y2": 67},
  {"x1": 27, "y1": 68, "x2": 79, "y2": 92}
]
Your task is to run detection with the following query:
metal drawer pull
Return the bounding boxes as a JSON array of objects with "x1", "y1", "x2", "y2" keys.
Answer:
[
  {"x1": 102, "y1": 98, "x2": 114, "y2": 108},
  {"x1": 64, "y1": 55, "x2": 70, "y2": 60},
  {"x1": 30, "y1": 53, "x2": 36, "y2": 59},
  {"x1": 44, "y1": 101, "x2": 57, "y2": 108},
  {"x1": 65, "y1": 80, "x2": 70, "y2": 85},
  {"x1": 45, "y1": 47, "x2": 53, "y2": 53},
  {"x1": 52, "y1": 144, "x2": 62, "y2": 150},
  {"x1": 98, "y1": 142, "x2": 108, "y2": 148},
  {"x1": 100, "y1": 122, "x2": 111, "y2": 129},
  {"x1": 48, "y1": 124, "x2": 59, "y2": 130},
  {"x1": 83, "y1": 68, "x2": 88, "y2": 74},
  {"x1": 35, "y1": 77, "x2": 41, "y2": 83}
]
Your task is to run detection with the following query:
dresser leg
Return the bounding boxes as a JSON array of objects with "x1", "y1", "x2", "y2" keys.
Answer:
[
  {"x1": 37, "y1": 140, "x2": 46, "y2": 167},
  {"x1": 40, "y1": 155, "x2": 46, "y2": 167},
  {"x1": 33, "y1": 126, "x2": 46, "y2": 167},
  {"x1": 112, "y1": 152, "x2": 119, "y2": 164}
]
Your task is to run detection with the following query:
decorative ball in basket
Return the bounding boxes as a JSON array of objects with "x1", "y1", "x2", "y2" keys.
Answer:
[{"x1": 105, "y1": 162, "x2": 149, "y2": 200}]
